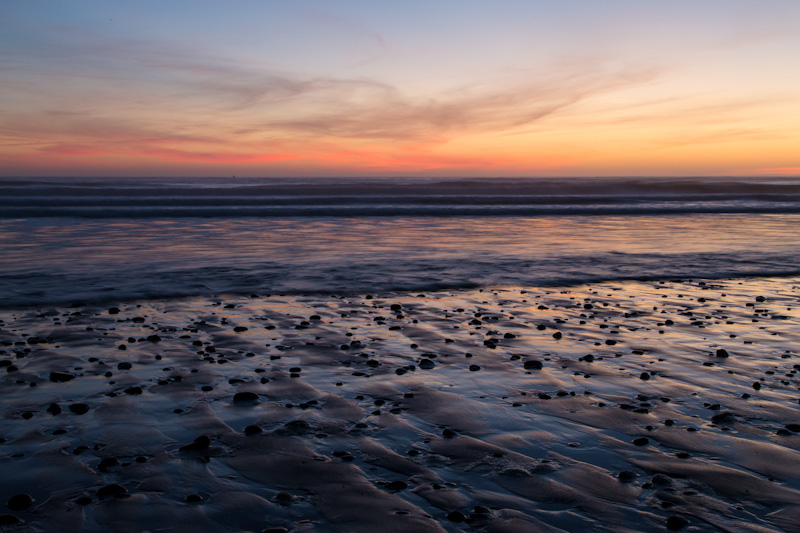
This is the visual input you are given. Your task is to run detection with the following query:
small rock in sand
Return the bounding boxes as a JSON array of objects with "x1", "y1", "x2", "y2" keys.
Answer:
[
  {"x1": 274, "y1": 491, "x2": 295, "y2": 505},
  {"x1": 68, "y1": 403, "x2": 90, "y2": 415},
  {"x1": 97, "y1": 458, "x2": 119, "y2": 471},
  {"x1": 179, "y1": 436, "x2": 211, "y2": 452},
  {"x1": 711, "y1": 412, "x2": 737, "y2": 424},
  {"x1": 244, "y1": 425, "x2": 263, "y2": 436},
  {"x1": 233, "y1": 391, "x2": 260, "y2": 403},
  {"x1": 384, "y1": 480, "x2": 408, "y2": 492},
  {"x1": 0, "y1": 515, "x2": 21, "y2": 526},
  {"x1": 6, "y1": 494, "x2": 33, "y2": 511},
  {"x1": 49, "y1": 371, "x2": 75, "y2": 383},
  {"x1": 666, "y1": 514, "x2": 689, "y2": 530},
  {"x1": 97, "y1": 484, "x2": 127, "y2": 500}
]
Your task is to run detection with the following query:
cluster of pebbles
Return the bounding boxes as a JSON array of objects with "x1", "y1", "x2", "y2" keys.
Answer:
[{"x1": 1, "y1": 277, "x2": 800, "y2": 531}]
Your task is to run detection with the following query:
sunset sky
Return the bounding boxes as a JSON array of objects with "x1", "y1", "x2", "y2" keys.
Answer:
[{"x1": 2, "y1": 1, "x2": 800, "y2": 178}]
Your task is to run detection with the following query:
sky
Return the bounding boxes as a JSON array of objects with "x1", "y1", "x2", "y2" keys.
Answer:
[{"x1": 1, "y1": 0, "x2": 800, "y2": 178}]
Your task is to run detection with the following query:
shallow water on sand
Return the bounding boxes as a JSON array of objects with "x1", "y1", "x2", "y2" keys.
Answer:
[
  {"x1": 1, "y1": 277, "x2": 799, "y2": 531},
  {"x1": 2, "y1": 213, "x2": 800, "y2": 308}
]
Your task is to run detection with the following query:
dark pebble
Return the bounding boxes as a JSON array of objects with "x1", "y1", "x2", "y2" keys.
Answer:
[
  {"x1": 46, "y1": 403, "x2": 61, "y2": 415},
  {"x1": 124, "y1": 386, "x2": 143, "y2": 395},
  {"x1": 711, "y1": 412, "x2": 737, "y2": 424},
  {"x1": 234, "y1": 326, "x2": 248, "y2": 333},
  {"x1": 274, "y1": 491, "x2": 294, "y2": 505},
  {"x1": 752, "y1": 382, "x2": 761, "y2": 390},
  {"x1": 244, "y1": 425, "x2": 263, "y2": 436},
  {"x1": 49, "y1": 371, "x2": 75, "y2": 383},
  {"x1": 469, "y1": 365, "x2": 481, "y2": 371},
  {"x1": 146, "y1": 335, "x2": 161, "y2": 343},
  {"x1": 639, "y1": 372, "x2": 650, "y2": 380},
  {"x1": 716, "y1": 349, "x2": 729, "y2": 357},
  {"x1": 385, "y1": 480, "x2": 408, "y2": 492},
  {"x1": 419, "y1": 359, "x2": 435, "y2": 369},
  {"x1": 281, "y1": 420, "x2": 311, "y2": 435},
  {"x1": 97, "y1": 484, "x2": 127, "y2": 500},
  {"x1": 108, "y1": 307, "x2": 120, "y2": 314},
  {"x1": 652, "y1": 473, "x2": 672, "y2": 486},
  {"x1": 552, "y1": 332, "x2": 563, "y2": 340},
  {"x1": 618, "y1": 470, "x2": 637, "y2": 482},
  {"x1": 0, "y1": 515, "x2": 21, "y2": 526},
  {"x1": 447, "y1": 511, "x2": 466, "y2": 523},
  {"x1": 179, "y1": 435, "x2": 211, "y2": 452},
  {"x1": 633, "y1": 437, "x2": 650, "y2": 446},
  {"x1": 98, "y1": 457, "x2": 119, "y2": 471},
  {"x1": 233, "y1": 391, "x2": 260, "y2": 403},
  {"x1": 74, "y1": 496, "x2": 92, "y2": 506},
  {"x1": 785, "y1": 424, "x2": 800, "y2": 432},
  {"x1": 68, "y1": 403, "x2": 90, "y2": 415},
  {"x1": 117, "y1": 362, "x2": 132, "y2": 370},
  {"x1": 666, "y1": 514, "x2": 689, "y2": 530},
  {"x1": 523, "y1": 360, "x2": 543, "y2": 370},
  {"x1": 442, "y1": 428, "x2": 457, "y2": 439},
  {"x1": 185, "y1": 494, "x2": 203, "y2": 503},
  {"x1": 6, "y1": 494, "x2": 33, "y2": 511}
]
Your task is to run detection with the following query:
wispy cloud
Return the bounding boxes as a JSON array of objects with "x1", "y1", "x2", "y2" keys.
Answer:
[{"x1": 0, "y1": 27, "x2": 665, "y2": 171}]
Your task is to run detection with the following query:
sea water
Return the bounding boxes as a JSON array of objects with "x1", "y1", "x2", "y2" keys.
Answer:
[{"x1": 2, "y1": 177, "x2": 800, "y2": 308}]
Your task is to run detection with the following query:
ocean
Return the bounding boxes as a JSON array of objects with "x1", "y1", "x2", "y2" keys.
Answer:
[{"x1": 2, "y1": 176, "x2": 800, "y2": 309}]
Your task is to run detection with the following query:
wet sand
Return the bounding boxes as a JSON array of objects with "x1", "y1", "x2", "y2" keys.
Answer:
[{"x1": 2, "y1": 277, "x2": 800, "y2": 532}]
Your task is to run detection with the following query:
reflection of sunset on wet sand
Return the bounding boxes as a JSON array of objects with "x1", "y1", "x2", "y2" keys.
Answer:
[{"x1": 2, "y1": 278, "x2": 800, "y2": 530}]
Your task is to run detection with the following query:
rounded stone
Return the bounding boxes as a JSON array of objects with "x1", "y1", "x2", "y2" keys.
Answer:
[
  {"x1": 233, "y1": 391, "x2": 260, "y2": 403},
  {"x1": 97, "y1": 484, "x2": 127, "y2": 500},
  {"x1": 667, "y1": 514, "x2": 689, "y2": 530},
  {"x1": 6, "y1": 494, "x2": 33, "y2": 511}
]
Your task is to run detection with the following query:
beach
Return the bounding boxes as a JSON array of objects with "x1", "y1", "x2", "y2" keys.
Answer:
[
  {"x1": 2, "y1": 276, "x2": 800, "y2": 531},
  {"x1": 6, "y1": 0, "x2": 800, "y2": 528}
]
